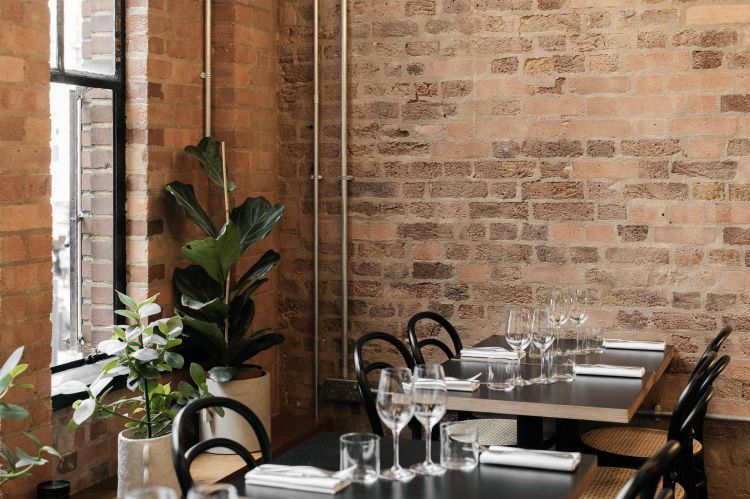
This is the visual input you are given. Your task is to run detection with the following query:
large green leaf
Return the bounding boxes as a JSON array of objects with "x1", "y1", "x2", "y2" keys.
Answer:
[
  {"x1": 227, "y1": 330, "x2": 284, "y2": 367},
  {"x1": 181, "y1": 295, "x2": 229, "y2": 324},
  {"x1": 230, "y1": 197, "x2": 284, "y2": 252},
  {"x1": 181, "y1": 222, "x2": 241, "y2": 283},
  {"x1": 0, "y1": 403, "x2": 29, "y2": 420},
  {"x1": 235, "y1": 250, "x2": 281, "y2": 291},
  {"x1": 228, "y1": 291, "x2": 255, "y2": 342},
  {"x1": 179, "y1": 315, "x2": 226, "y2": 359},
  {"x1": 174, "y1": 265, "x2": 223, "y2": 303},
  {"x1": 184, "y1": 137, "x2": 235, "y2": 191},
  {"x1": 164, "y1": 181, "x2": 217, "y2": 238}
]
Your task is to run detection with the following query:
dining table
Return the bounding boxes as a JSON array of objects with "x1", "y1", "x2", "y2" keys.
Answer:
[
  {"x1": 231, "y1": 431, "x2": 598, "y2": 499},
  {"x1": 442, "y1": 335, "x2": 674, "y2": 450}
]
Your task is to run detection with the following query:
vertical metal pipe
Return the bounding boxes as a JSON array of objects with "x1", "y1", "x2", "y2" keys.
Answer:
[
  {"x1": 203, "y1": 0, "x2": 212, "y2": 136},
  {"x1": 313, "y1": 0, "x2": 320, "y2": 421},
  {"x1": 340, "y1": 0, "x2": 349, "y2": 379}
]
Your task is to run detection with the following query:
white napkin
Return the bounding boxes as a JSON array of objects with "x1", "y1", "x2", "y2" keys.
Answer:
[
  {"x1": 603, "y1": 338, "x2": 665, "y2": 351},
  {"x1": 444, "y1": 377, "x2": 480, "y2": 392},
  {"x1": 480, "y1": 446, "x2": 581, "y2": 472},
  {"x1": 574, "y1": 364, "x2": 645, "y2": 378},
  {"x1": 245, "y1": 465, "x2": 351, "y2": 494},
  {"x1": 460, "y1": 347, "x2": 517, "y2": 360}
]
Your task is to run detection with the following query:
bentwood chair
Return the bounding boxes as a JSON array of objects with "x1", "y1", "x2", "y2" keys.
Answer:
[
  {"x1": 406, "y1": 311, "x2": 519, "y2": 447},
  {"x1": 172, "y1": 396, "x2": 271, "y2": 496},
  {"x1": 353, "y1": 331, "x2": 421, "y2": 439},
  {"x1": 581, "y1": 352, "x2": 729, "y2": 499},
  {"x1": 616, "y1": 439, "x2": 681, "y2": 499}
]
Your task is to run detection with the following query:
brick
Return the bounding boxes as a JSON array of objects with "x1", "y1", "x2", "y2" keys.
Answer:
[
  {"x1": 671, "y1": 160, "x2": 738, "y2": 180},
  {"x1": 693, "y1": 50, "x2": 723, "y2": 70},
  {"x1": 521, "y1": 139, "x2": 583, "y2": 158},
  {"x1": 721, "y1": 94, "x2": 750, "y2": 112},
  {"x1": 532, "y1": 202, "x2": 594, "y2": 221},
  {"x1": 728, "y1": 139, "x2": 750, "y2": 156},
  {"x1": 621, "y1": 139, "x2": 681, "y2": 157},
  {"x1": 490, "y1": 57, "x2": 519, "y2": 74},
  {"x1": 724, "y1": 227, "x2": 750, "y2": 245},
  {"x1": 587, "y1": 140, "x2": 615, "y2": 157},
  {"x1": 412, "y1": 262, "x2": 453, "y2": 279},
  {"x1": 521, "y1": 181, "x2": 583, "y2": 200},
  {"x1": 605, "y1": 247, "x2": 670, "y2": 264},
  {"x1": 618, "y1": 225, "x2": 648, "y2": 242},
  {"x1": 672, "y1": 30, "x2": 737, "y2": 48}
]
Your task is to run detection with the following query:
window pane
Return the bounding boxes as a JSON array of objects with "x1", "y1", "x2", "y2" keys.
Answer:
[
  {"x1": 50, "y1": 83, "x2": 115, "y2": 366},
  {"x1": 62, "y1": 0, "x2": 116, "y2": 74}
]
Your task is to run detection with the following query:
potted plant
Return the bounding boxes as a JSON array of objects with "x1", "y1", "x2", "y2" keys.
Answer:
[
  {"x1": 65, "y1": 292, "x2": 214, "y2": 498},
  {"x1": 164, "y1": 136, "x2": 284, "y2": 452},
  {"x1": 0, "y1": 347, "x2": 60, "y2": 490}
]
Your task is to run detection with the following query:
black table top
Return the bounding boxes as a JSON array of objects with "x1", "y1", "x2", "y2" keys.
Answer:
[
  {"x1": 443, "y1": 335, "x2": 674, "y2": 423},
  {"x1": 232, "y1": 432, "x2": 598, "y2": 499}
]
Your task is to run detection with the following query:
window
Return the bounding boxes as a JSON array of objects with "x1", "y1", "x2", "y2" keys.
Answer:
[{"x1": 49, "y1": 0, "x2": 125, "y2": 370}]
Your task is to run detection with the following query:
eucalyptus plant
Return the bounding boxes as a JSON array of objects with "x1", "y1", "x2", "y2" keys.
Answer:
[
  {"x1": 65, "y1": 292, "x2": 214, "y2": 439},
  {"x1": 164, "y1": 136, "x2": 285, "y2": 382},
  {"x1": 0, "y1": 347, "x2": 60, "y2": 488}
]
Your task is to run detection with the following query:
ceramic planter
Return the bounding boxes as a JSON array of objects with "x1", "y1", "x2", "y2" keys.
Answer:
[
  {"x1": 117, "y1": 428, "x2": 180, "y2": 498},
  {"x1": 199, "y1": 370, "x2": 271, "y2": 454}
]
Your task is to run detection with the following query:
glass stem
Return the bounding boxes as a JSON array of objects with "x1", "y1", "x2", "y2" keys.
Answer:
[
  {"x1": 424, "y1": 423, "x2": 432, "y2": 465},
  {"x1": 393, "y1": 430, "x2": 401, "y2": 471},
  {"x1": 540, "y1": 350, "x2": 546, "y2": 379}
]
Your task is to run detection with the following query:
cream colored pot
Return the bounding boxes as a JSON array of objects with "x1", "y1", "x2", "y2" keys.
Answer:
[{"x1": 117, "y1": 428, "x2": 180, "y2": 498}]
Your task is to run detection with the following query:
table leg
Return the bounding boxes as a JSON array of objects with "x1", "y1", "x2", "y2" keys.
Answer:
[
  {"x1": 517, "y1": 416, "x2": 544, "y2": 449},
  {"x1": 554, "y1": 418, "x2": 580, "y2": 451}
]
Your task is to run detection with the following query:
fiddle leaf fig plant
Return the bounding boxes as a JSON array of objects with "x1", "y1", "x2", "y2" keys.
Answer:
[
  {"x1": 165, "y1": 136, "x2": 284, "y2": 383},
  {"x1": 64, "y1": 292, "x2": 215, "y2": 439},
  {"x1": 0, "y1": 347, "x2": 60, "y2": 488}
]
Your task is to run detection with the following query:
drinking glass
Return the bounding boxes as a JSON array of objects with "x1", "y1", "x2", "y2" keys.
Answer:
[
  {"x1": 376, "y1": 367, "x2": 416, "y2": 481},
  {"x1": 587, "y1": 325, "x2": 604, "y2": 353},
  {"x1": 440, "y1": 422, "x2": 478, "y2": 471},
  {"x1": 487, "y1": 358, "x2": 515, "y2": 391},
  {"x1": 530, "y1": 311, "x2": 556, "y2": 384},
  {"x1": 187, "y1": 484, "x2": 238, "y2": 499},
  {"x1": 569, "y1": 289, "x2": 590, "y2": 354},
  {"x1": 547, "y1": 289, "x2": 571, "y2": 353},
  {"x1": 505, "y1": 308, "x2": 532, "y2": 386},
  {"x1": 551, "y1": 352, "x2": 575, "y2": 382},
  {"x1": 340, "y1": 433, "x2": 380, "y2": 484},
  {"x1": 410, "y1": 364, "x2": 447, "y2": 476},
  {"x1": 125, "y1": 487, "x2": 178, "y2": 499}
]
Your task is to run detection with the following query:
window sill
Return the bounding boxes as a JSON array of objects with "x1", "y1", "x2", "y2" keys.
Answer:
[{"x1": 51, "y1": 359, "x2": 126, "y2": 411}]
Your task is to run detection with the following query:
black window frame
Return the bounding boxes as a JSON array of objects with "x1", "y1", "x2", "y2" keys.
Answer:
[{"x1": 49, "y1": 0, "x2": 126, "y2": 374}]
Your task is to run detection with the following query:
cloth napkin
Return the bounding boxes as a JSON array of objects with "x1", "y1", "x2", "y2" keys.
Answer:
[
  {"x1": 574, "y1": 364, "x2": 645, "y2": 378},
  {"x1": 444, "y1": 377, "x2": 480, "y2": 392},
  {"x1": 480, "y1": 446, "x2": 581, "y2": 472},
  {"x1": 603, "y1": 338, "x2": 666, "y2": 351},
  {"x1": 460, "y1": 347, "x2": 517, "y2": 360},
  {"x1": 245, "y1": 464, "x2": 351, "y2": 494}
]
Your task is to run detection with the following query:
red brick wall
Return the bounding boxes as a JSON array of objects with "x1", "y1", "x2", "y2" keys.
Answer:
[
  {"x1": 0, "y1": 1, "x2": 53, "y2": 497},
  {"x1": 277, "y1": 1, "x2": 750, "y2": 496}
]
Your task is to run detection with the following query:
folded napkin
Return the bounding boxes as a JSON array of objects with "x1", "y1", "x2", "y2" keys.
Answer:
[
  {"x1": 460, "y1": 347, "x2": 517, "y2": 360},
  {"x1": 480, "y1": 446, "x2": 581, "y2": 472},
  {"x1": 444, "y1": 377, "x2": 480, "y2": 392},
  {"x1": 245, "y1": 465, "x2": 351, "y2": 494},
  {"x1": 574, "y1": 364, "x2": 645, "y2": 378},
  {"x1": 603, "y1": 338, "x2": 666, "y2": 351}
]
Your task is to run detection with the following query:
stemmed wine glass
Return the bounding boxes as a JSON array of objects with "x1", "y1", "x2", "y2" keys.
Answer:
[
  {"x1": 569, "y1": 289, "x2": 590, "y2": 354},
  {"x1": 376, "y1": 367, "x2": 416, "y2": 481},
  {"x1": 506, "y1": 308, "x2": 532, "y2": 386},
  {"x1": 546, "y1": 289, "x2": 571, "y2": 354},
  {"x1": 410, "y1": 364, "x2": 447, "y2": 475},
  {"x1": 530, "y1": 310, "x2": 556, "y2": 385}
]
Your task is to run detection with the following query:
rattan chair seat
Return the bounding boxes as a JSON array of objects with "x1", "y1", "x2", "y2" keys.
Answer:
[
  {"x1": 451, "y1": 418, "x2": 517, "y2": 446},
  {"x1": 581, "y1": 427, "x2": 702, "y2": 459},
  {"x1": 581, "y1": 466, "x2": 686, "y2": 499}
]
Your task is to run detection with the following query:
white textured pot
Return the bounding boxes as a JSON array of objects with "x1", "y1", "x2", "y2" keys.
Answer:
[
  {"x1": 199, "y1": 370, "x2": 271, "y2": 454},
  {"x1": 117, "y1": 429, "x2": 180, "y2": 498}
]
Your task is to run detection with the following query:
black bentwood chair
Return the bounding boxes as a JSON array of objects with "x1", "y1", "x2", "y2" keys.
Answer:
[
  {"x1": 172, "y1": 396, "x2": 272, "y2": 496},
  {"x1": 582, "y1": 352, "x2": 729, "y2": 499},
  {"x1": 353, "y1": 331, "x2": 421, "y2": 439},
  {"x1": 616, "y1": 439, "x2": 682, "y2": 499},
  {"x1": 406, "y1": 311, "x2": 519, "y2": 447}
]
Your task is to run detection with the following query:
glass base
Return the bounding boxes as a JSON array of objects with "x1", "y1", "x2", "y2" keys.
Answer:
[
  {"x1": 514, "y1": 377, "x2": 532, "y2": 386},
  {"x1": 555, "y1": 374, "x2": 575, "y2": 382},
  {"x1": 411, "y1": 461, "x2": 446, "y2": 475},
  {"x1": 381, "y1": 466, "x2": 415, "y2": 482},
  {"x1": 530, "y1": 375, "x2": 556, "y2": 385}
]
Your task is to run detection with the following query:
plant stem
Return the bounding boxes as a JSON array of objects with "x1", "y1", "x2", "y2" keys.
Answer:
[
  {"x1": 221, "y1": 141, "x2": 231, "y2": 347},
  {"x1": 137, "y1": 315, "x2": 153, "y2": 439}
]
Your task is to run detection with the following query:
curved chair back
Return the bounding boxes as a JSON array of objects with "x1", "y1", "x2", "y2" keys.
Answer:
[
  {"x1": 354, "y1": 332, "x2": 417, "y2": 437},
  {"x1": 691, "y1": 326, "x2": 732, "y2": 380},
  {"x1": 617, "y1": 440, "x2": 681, "y2": 499},
  {"x1": 172, "y1": 396, "x2": 271, "y2": 496},
  {"x1": 407, "y1": 311, "x2": 463, "y2": 365}
]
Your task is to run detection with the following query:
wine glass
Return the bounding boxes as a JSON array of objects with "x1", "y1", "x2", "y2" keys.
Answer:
[
  {"x1": 546, "y1": 289, "x2": 571, "y2": 353},
  {"x1": 530, "y1": 310, "x2": 556, "y2": 385},
  {"x1": 410, "y1": 364, "x2": 447, "y2": 475},
  {"x1": 376, "y1": 367, "x2": 416, "y2": 481},
  {"x1": 569, "y1": 289, "x2": 590, "y2": 354},
  {"x1": 506, "y1": 308, "x2": 532, "y2": 386}
]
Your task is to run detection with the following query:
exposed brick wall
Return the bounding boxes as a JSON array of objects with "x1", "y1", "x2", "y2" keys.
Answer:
[
  {"x1": 277, "y1": 1, "x2": 750, "y2": 496},
  {"x1": 0, "y1": 1, "x2": 53, "y2": 497}
]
